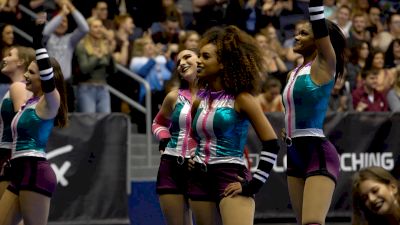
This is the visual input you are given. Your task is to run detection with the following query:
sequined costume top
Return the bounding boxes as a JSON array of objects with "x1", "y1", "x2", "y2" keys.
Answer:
[
  {"x1": 0, "y1": 91, "x2": 16, "y2": 149},
  {"x1": 192, "y1": 90, "x2": 249, "y2": 165},
  {"x1": 282, "y1": 62, "x2": 334, "y2": 138},
  {"x1": 11, "y1": 97, "x2": 54, "y2": 159}
]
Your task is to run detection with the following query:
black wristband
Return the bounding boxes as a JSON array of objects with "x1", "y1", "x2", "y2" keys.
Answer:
[
  {"x1": 240, "y1": 139, "x2": 280, "y2": 196},
  {"x1": 35, "y1": 48, "x2": 55, "y2": 93},
  {"x1": 33, "y1": 23, "x2": 45, "y2": 49},
  {"x1": 241, "y1": 178, "x2": 263, "y2": 196},
  {"x1": 309, "y1": 0, "x2": 323, "y2": 7},
  {"x1": 309, "y1": 1, "x2": 328, "y2": 39},
  {"x1": 159, "y1": 138, "x2": 170, "y2": 152}
]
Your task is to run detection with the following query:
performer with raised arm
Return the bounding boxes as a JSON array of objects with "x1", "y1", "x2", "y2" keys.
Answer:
[
  {"x1": 0, "y1": 15, "x2": 68, "y2": 225},
  {"x1": 282, "y1": 0, "x2": 346, "y2": 224}
]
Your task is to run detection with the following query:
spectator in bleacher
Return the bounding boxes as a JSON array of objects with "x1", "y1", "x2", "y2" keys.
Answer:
[
  {"x1": 282, "y1": 20, "x2": 305, "y2": 68},
  {"x1": 346, "y1": 41, "x2": 370, "y2": 91},
  {"x1": 0, "y1": 23, "x2": 14, "y2": 99},
  {"x1": 334, "y1": 0, "x2": 349, "y2": 8},
  {"x1": 0, "y1": 24, "x2": 13, "y2": 59},
  {"x1": 364, "y1": 50, "x2": 397, "y2": 93},
  {"x1": 74, "y1": 17, "x2": 116, "y2": 113},
  {"x1": 330, "y1": 4, "x2": 352, "y2": 38},
  {"x1": 236, "y1": 0, "x2": 261, "y2": 35},
  {"x1": 16, "y1": 0, "x2": 49, "y2": 38},
  {"x1": 385, "y1": 38, "x2": 400, "y2": 68},
  {"x1": 323, "y1": 0, "x2": 337, "y2": 20},
  {"x1": 151, "y1": 12, "x2": 181, "y2": 46},
  {"x1": 258, "y1": 0, "x2": 291, "y2": 30},
  {"x1": 260, "y1": 24, "x2": 287, "y2": 61},
  {"x1": 175, "y1": 0, "x2": 194, "y2": 27},
  {"x1": 178, "y1": 30, "x2": 199, "y2": 52},
  {"x1": 366, "y1": 5, "x2": 384, "y2": 38},
  {"x1": 107, "y1": 14, "x2": 141, "y2": 118},
  {"x1": 23, "y1": 0, "x2": 46, "y2": 11},
  {"x1": 347, "y1": 12, "x2": 371, "y2": 49},
  {"x1": 111, "y1": 14, "x2": 135, "y2": 66},
  {"x1": 129, "y1": 36, "x2": 171, "y2": 112},
  {"x1": 352, "y1": 69, "x2": 388, "y2": 112},
  {"x1": 352, "y1": 0, "x2": 369, "y2": 15},
  {"x1": 91, "y1": 0, "x2": 115, "y2": 30},
  {"x1": 129, "y1": 36, "x2": 172, "y2": 109},
  {"x1": 160, "y1": 0, "x2": 185, "y2": 30},
  {"x1": 372, "y1": 13, "x2": 400, "y2": 52},
  {"x1": 43, "y1": 0, "x2": 89, "y2": 112},
  {"x1": 128, "y1": 36, "x2": 173, "y2": 132},
  {"x1": 328, "y1": 69, "x2": 354, "y2": 112},
  {"x1": 257, "y1": 76, "x2": 284, "y2": 112},
  {"x1": 191, "y1": 0, "x2": 228, "y2": 34},
  {"x1": 386, "y1": 70, "x2": 400, "y2": 112},
  {"x1": 124, "y1": 0, "x2": 163, "y2": 31},
  {"x1": 254, "y1": 32, "x2": 287, "y2": 84},
  {"x1": 352, "y1": 166, "x2": 400, "y2": 225},
  {"x1": 0, "y1": 0, "x2": 18, "y2": 24}
]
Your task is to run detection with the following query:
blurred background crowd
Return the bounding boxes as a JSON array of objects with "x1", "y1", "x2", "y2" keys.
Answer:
[{"x1": 1, "y1": 0, "x2": 400, "y2": 133}]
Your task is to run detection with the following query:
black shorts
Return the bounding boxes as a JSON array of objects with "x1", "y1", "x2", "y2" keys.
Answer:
[
  {"x1": 286, "y1": 137, "x2": 340, "y2": 183},
  {"x1": 7, "y1": 157, "x2": 57, "y2": 197}
]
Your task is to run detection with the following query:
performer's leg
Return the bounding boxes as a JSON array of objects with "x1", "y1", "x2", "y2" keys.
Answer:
[
  {"x1": 287, "y1": 176, "x2": 305, "y2": 225},
  {"x1": 189, "y1": 200, "x2": 221, "y2": 225},
  {"x1": 219, "y1": 196, "x2": 254, "y2": 225},
  {"x1": 0, "y1": 190, "x2": 22, "y2": 225},
  {"x1": 159, "y1": 194, "x2": 193, "y2": 225},
  {"x1": 19, "y1": 191, "x2": 51, "y2": 225},
  {"x1": 0, "y1": 181, "x2": 9, "y2": 198},
  {"x1": 302, "y1": 175, "x2": 335, "y2": 225}
]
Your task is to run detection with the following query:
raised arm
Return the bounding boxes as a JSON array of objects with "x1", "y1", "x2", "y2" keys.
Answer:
[
  {"x1": 33, "y1": 20, "x2": 61, "y2": 120},
  {"x1": 68, "y1": 2, "x2": 89, "y2": 46},
  {"x1": 309, "y1": 0, "x2": 336, "y2": 84},
  {"x1": 42, "y1": 12, "x2": 64, "y2": 37}
]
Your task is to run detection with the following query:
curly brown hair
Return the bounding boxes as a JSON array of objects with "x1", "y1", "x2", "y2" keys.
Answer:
[{"x1": 198, "y1": 25, "x2": 267, "y2": 96}]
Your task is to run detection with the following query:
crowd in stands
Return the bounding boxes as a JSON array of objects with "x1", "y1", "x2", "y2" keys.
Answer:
[{"x1": 1, "y1": 0, "x2": 400, "y2": 132}]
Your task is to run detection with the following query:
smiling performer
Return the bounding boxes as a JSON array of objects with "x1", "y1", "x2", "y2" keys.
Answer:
[
  {"x1": 282, "y1": 0, "x2": 346, "y2": 225},
  {"x1": 188, "y1": 25, "x2": 279, "y2": 225},
  {"x1": 0, "y1": 16, "x2": 68, "y2": 225},
  {"x1": 352, "y1": 166, "x2": 400, "y2": 225},
  {"x1": 152, "y1": 48, "x2": 199, "y2": 225},
  {"x1": 0, "y1": 46, "x2": 34, "y2": 199}
]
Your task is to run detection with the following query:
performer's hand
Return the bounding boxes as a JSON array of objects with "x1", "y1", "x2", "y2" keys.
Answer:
[
  {"x1": 187, "y1": 158, "x2": 195, "y2": 171},
  {"x1": 280, "y1": 128, "x2": 286, "y2": 142},
  {"x1": 223, "y1": 176, "x2": 244, "y2": 197},
  {"x1": 159, "y1": 138, "x2": 170, "y2": 154},
  {"x1": 33, "y1": 13, "x2": 46, "y2": 48}
]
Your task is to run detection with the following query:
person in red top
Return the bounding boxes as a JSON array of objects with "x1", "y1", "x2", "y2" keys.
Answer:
[{"x1": 352, "y1": 69, "x2": 389, "y2": 112}]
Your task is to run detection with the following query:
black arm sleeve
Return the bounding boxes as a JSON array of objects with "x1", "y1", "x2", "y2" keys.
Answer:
[{"x1": 241, "y1": 139, "x2": 280, "y2": 196}]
